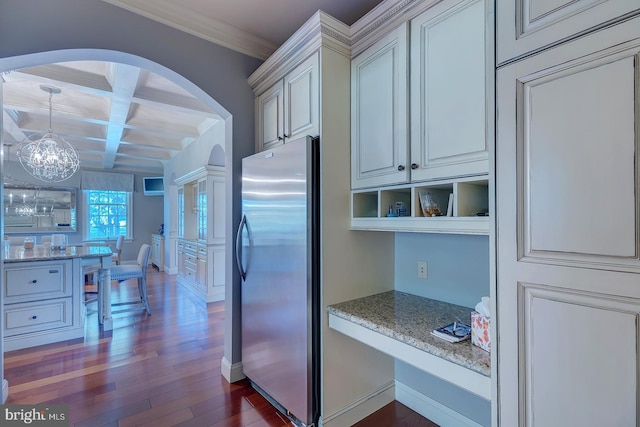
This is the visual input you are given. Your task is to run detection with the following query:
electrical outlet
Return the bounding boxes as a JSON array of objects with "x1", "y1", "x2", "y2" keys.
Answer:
[{"x1": 417, "y1": 261, "x2": 428, "y2": 279}]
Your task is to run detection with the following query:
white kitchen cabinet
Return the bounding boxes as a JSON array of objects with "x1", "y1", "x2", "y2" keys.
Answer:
[
  {"x1": 351, "y1": 23, "x2": 408, "y2": 189},
  {"x1": 177, "y1": 186, "x2": 184, "y2": 238},
  {"x1": 409, "y1": 0, "x2": 488, "y2": 182},
  {"x1": 151, "y1": 234, "x2": 164, "y2": 272},
  {"x1": 496, "y1": 15, "x2": 640, "y2": 426},
  {"x1": 197, "y1": 179, "x2": 207, "y2": 241},
  {"x1": 3, "y1": 259, "x2": 83, "y2": 351},
  {"x1": 497, "y1": 0, "x2": 640, "y2": 64},
  {"x1": 176, "y1": 239, "x2": 224, "y2": 303},
  {"x1": 256, "y1": 53, "x2": 319, "y2": 151},
  {"x1": 175, "y1": 166, "x2": 225, "y2": 303},
  {"x1": 350, "y1": 0, "x2": 491, "y2": 234}
]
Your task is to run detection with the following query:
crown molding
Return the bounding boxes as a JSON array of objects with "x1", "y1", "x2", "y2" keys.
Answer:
[
  {"x1": 247, "y1": 11, "x2": 351, "y2": 94},
  {"x1": 350, "y1": 0, "x2": 441, "y2": 57},
  {"x1": 101, "y1": 0, "x2": 278, "y2": 60}
]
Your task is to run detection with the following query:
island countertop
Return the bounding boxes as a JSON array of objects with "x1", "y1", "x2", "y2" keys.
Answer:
[
  {"x1": 4, "y1": 245, "x2": 112, "y2": 263},
  {"x1": 327, "y1": 290, "x2": 490, "y2": 377}
]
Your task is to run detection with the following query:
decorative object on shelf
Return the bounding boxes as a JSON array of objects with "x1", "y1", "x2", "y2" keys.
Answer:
[
  {"x1": 16, "y1": 85, "x2": 80, "y2": 183},
  {"x1": 471, "y1": 297, "x2": 491, "y2": 352},
  {"x1": 418, "y1": 191, "x2": 441, "y2": 217}
]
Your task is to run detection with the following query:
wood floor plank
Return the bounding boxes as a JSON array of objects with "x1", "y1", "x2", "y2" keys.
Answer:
[{"x1": 4, "y1": 270, "x2": 436, "y2": 427}]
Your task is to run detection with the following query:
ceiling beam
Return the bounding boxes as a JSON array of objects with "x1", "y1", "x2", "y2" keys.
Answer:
[{"x1": 102, "y1": 63, "x2": 141, "y2": 169}]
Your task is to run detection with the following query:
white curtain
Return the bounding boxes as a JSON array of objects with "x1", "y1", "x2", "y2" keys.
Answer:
[{"x1": 81, "y1": 171, "x2": 134, "y2": 192}]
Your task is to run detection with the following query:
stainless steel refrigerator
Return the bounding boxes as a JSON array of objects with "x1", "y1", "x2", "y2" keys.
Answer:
[{"x1": 236, "y1": 135, "x2": 320, "y2": 427}]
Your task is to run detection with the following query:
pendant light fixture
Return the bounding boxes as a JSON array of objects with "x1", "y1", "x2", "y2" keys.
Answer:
[{"x1": 16, "y1": 85, "x2": 80, "y2": 182}]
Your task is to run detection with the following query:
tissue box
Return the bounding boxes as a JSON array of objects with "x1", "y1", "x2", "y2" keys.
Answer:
[{"x1": 471, "y1": 311, "x2": 491, "y2": 352}]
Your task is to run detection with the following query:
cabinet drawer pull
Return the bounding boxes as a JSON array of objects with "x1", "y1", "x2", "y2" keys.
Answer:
[
  {"x1": 30, "y1": 280, "x2": 38, "y2": 284},
  {"x1": 411, "y1": 163, "x2": 419, "y2": 170},
  {"x1": 278, "y1": 136, "x2": 283, "y2": 141},
  {"x1": 31, "y1": 315, "x2": 37, "y2": 320},
  {"x1": 397, "y1": 165, "x2": 405, "y2": 171}
]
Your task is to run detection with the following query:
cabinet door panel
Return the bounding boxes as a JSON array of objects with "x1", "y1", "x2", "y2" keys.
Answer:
[
  {"x1": 284, "y1": 53, "x2": 319, "y2": 142},
  {"x1": 497, "y1": 0, "x2": 640, "y2": 64},
  {"x1": 497, "y1": 18, "x2": 640, "y2": 426},
  {"x1": 351, "y1": 24, "x2": 409, "y2": 189},
  {"x1": 521, "y1": 285, "x2": 637, "y2": 427},
  {"x1": 410, "y1": 0, "x2": 488, "y2": 182},
  {"x1": 257, "y1": 81, "x2": 284, "y2": 150}
]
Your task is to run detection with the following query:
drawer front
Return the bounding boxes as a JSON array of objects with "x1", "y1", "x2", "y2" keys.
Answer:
[
  {"x1": 4, "y1": 298, "x2": 73, "y2": 337},
  {"x1": 5, "y1": 262, "x2": 69, "y2": 300}
]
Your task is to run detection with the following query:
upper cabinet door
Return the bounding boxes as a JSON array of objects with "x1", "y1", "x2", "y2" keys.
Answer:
[
  {"x1": 256, "y1": 80, "x2": 284, "y2": 151},
  {"x1": 497, "y1": 0, "x2": 640, "y2": 64},
  {"x1": 284, "y1": 52, "x2": 319, "y2": 142},
  {"x1": 351, "y1": 23, "x2": 409, "y2": 190},
  {"x1": 410, "y1": 0, "x2": 489, "y2": 182}
]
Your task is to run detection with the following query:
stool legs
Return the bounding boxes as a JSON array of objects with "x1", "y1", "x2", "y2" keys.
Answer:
[{"x1": 137, "y1": 277, "x2": 151, "y2": 315}]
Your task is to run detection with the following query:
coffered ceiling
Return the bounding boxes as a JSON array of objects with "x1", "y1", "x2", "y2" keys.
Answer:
[
  {"x1": 1, "y1": 0, "x2": 383, "y2": 175},
  {"x1": 2, "y1": 61, "x2": 219, "y2": 174}
]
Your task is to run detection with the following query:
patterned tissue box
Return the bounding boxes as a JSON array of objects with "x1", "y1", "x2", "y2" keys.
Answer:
[{"x1": 471, "y1": 311, "x2": 490, "y2": 352}]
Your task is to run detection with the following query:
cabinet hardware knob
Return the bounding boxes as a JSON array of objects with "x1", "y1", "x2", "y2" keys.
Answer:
[
  {"x1": 283, "y1": 134, "x2": 289, "y2": 138},
  {"x1": 31, "y1": 315, "x2": 37, "y2": 320},
  {"x1": 278, "y1": 136, "x2": 283, "y2": 141},
  {"x1": 398, "y1": 165, "x2": 405, "y2": 171},
  {"x1": 30, "y1": 280, "x2": 37, "y2": 284},
  {"x1": 411, "y1": 163, "x2": 419, "y2": 169}
]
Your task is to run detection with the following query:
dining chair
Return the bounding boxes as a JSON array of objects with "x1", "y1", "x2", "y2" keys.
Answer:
[
  {"x1": 82, "y1": 241, "x2": 109, "y2": 305},
  {"x1": 111, "y1": 235, "x2": 124, "y2": 265},
  {"x1": 110, "y1": 243, "x2": 152, "y2": 315}
]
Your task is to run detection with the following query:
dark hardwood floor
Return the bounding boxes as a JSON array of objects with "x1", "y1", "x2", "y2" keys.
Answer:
[{"x1": 4, "y1": 269, "x2": 437, "y2": 426}]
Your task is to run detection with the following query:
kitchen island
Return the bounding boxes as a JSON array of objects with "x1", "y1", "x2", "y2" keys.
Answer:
[{"x1": 3, "y1": 245, "x2": 113, "y2": 350}]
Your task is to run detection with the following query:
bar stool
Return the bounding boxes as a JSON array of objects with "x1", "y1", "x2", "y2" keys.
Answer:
[
  {"x1": 82, "y1": 242, "x2": 109, "y2": 306},
  {"x1": 112, "y1": 235, "x2": 124, "y2": 265},
  {"x1": 110, "y1": 244, "x2": 152, "y2": 315}
]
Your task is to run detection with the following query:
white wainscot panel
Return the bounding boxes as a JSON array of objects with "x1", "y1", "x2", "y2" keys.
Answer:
[
  {"x1": 520, "y1": 54, "x2": 637, "y2": 266},
  {"x1": 520, "y1": 284, "x2": 638, "y2": 427}
]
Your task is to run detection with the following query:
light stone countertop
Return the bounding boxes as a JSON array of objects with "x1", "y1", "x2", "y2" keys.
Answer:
[
  {"x1": 327, "y1": 290, "x2": 490, "y2": 377},
  {"x1": 4, "y1": 245, "x2": 112, "y2": 263}
]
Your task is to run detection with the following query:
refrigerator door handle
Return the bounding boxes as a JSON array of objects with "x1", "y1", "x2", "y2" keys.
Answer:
[{"x1": 235, "y1": 214, "x2": 248, "y2": 281}]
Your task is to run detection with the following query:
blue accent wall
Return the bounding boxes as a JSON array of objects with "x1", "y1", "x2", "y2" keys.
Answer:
[
  {"x1": 395, "y1": 232, "x2": 491, "y2": 426},
  {"x1": 395, "y1": 233, "x2": 489, "y2": 308}
]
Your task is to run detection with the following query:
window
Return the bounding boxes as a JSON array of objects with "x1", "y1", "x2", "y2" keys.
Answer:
[{"x1": 85, "y1": 190, "x2": 132, "y2": 240}]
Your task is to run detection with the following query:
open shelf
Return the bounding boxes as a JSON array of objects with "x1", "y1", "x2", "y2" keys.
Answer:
[{"x1": 351, "y1": 175, "x2": 490, "y2": 234}]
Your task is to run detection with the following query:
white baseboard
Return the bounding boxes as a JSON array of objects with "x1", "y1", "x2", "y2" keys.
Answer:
[
  {"x1": 319, "y1": 381, "x2": 395, "y2": 427},
  {"x1": 2, "y1": 379, "x2": 8, "y2": 404},
  {"x1": 396, "y1": 381, "x2": 484, "y2": 427},
  {"x1": 220, "y1": 357, "x2": 245, "y2": 383}
]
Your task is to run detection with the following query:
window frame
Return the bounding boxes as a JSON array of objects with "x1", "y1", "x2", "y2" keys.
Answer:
[{"x1": 83, "y1": 189, "x2": 133, "y2": 241}]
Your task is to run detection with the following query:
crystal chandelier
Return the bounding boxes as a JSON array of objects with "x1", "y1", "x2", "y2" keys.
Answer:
[
  {"x1": 15, "y1": 203, "x2": 36, "y2": 216},
  {"x1": 16, "y1": 86, "x2": 80, "y2": 182}
]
